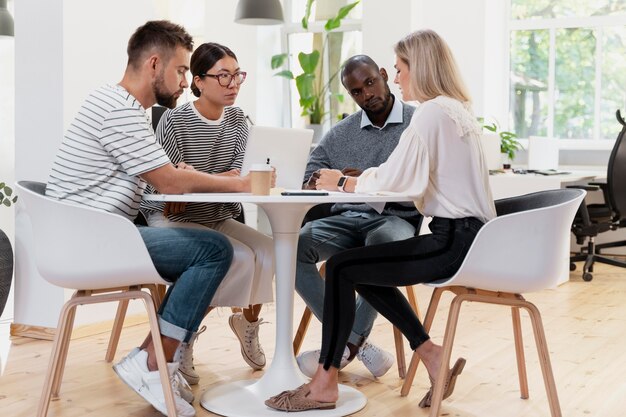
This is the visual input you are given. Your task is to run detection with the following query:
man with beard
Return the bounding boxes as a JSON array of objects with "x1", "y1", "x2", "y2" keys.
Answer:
[
  {"x1": 45, "y1": 21, "x2": 244, "y2": 417},
  {"x1": 295, "y1": 55, "x2": 421, "y2": 379}
]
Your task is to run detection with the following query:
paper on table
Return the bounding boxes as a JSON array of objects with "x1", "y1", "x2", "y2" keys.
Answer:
[
  {"x1": 367, "y1": 202, "x2": 386, "y2": 213},
  {"x1": 364, "y1": 191, "x2": 415, "y2": 214}
]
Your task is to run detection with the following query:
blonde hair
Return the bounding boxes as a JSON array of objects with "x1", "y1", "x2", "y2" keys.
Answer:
[{"x1": 394, "y1": 29, "x2": 471, "y2": 103}]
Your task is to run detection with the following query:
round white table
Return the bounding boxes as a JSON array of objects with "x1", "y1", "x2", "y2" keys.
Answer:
[{"x1": 143, "y1": 192, "x2": 411, "y2": 416}]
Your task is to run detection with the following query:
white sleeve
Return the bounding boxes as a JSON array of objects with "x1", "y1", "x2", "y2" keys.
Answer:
[{"x1": 355, "y1": 113, "x2": 430, "y2": 198}]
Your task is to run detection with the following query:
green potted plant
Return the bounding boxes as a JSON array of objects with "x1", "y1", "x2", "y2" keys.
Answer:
[
  {"x1": 271, "y1": 0, "x2": 360, "y2": 133},
  {"x1": 482, "y1": 120, "x2": 522, "y2": 169},
  {"x1": 0, "y1": 181, "x2": 17, "y2": 317}
]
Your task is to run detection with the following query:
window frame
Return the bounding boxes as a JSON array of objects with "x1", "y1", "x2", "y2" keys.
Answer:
[
  {"x1": 509, "y1": 7, "x2": 626, "y2": 143},
  {"x1": 279, "y1": 0, "x2": 362, "y2": 128}
]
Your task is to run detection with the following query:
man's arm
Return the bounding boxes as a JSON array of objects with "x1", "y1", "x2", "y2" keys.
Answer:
[{"x1": 141, "y1": 163, "x2": 250, "y2": 194}]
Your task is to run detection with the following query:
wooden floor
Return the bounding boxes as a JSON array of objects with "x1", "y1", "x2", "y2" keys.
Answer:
[{"x1": 2, "y1": 263, "x2": 626, "y2": 417}]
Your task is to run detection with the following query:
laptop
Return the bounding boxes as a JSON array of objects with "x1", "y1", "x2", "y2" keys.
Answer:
[{"x1": 240, "y1": 126, "x2": 314, "y2": 189}]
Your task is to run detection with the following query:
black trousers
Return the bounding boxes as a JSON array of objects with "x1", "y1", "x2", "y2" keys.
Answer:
[{"x1": 319, "y1": 216, "x2": 484, "y2": 370}]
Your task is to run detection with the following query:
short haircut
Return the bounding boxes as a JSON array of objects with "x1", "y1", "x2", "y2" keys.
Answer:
[
  {"x1": 127, "y1": 20, "x2": 194, "y2": 69},
  {"x1": 190, "y1": 42, "x2": 238, "y2": 97},
  {"x1": 341, "y1": 54, "x2": 380, "y2": 86},
  {"x1": 394, "y1": 29, "x2": 471, "y2": 103}
]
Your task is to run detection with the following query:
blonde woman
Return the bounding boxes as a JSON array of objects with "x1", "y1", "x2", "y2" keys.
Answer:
[
  {"x1": 141, "y1": 43, "x2": 274, "y2": 384},
  {"x1": 265, "y1": 29, "x2": 495, "y2": 411}
]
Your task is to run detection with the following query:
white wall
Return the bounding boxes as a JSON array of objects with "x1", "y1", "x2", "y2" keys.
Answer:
[{"x1": 14, "y1": 0, "x2": 65, "y2": 328}]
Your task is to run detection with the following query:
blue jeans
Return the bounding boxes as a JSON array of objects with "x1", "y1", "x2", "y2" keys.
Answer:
[
  {"x1": 296, "y1": 214, "x2": 415, "y2": 346},
  {"x1": 138, "y1": 226, "x2": 233, "y2": 343}
]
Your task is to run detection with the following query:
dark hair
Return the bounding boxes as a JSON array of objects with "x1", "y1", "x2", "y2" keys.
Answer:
[
  {"x1": 190, "y1": 42, "x2": 238, "y2": 97},
  {"x1": 340, "y1": 54, "x2": 380, "y2": 86},
  {"x1": 127, "y1": 20, "x2": 194, "y2": 69}
]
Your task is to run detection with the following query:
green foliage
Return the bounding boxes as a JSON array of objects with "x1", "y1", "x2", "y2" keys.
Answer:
[
  {"x1": 510, "y1": 2, "x2": 626, "y2": 140},
  {"x1": 0, "y1": 182, "x2": 18, "y2": 208},
  {"x1": 482, "y1": 120, "x2": 522, "y2": 160},
  {"x1": 271, "y1": 0, "x2": 360, "y2": 125}
]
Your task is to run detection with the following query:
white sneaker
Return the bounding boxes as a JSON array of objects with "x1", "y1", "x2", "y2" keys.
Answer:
[
  {"x1": 174, "y1": 325, "x2": 206, "y2": 385},
  {"x1": 228, "y1": 313, "x2": 266, "y2": 370},
  {"x1": 113, "y1": 348, "x2": 196, "y2": 417},
  {"x1": 296, "y1": 347, "x2": 352, "y2": 378},
  {"x1": 356, "y1": 341, "x2": 395, "y2": 378}
]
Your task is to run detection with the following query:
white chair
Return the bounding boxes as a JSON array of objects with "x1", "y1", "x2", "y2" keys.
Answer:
[
  {"x1": 16, "y1": 181, "x2": 178, "y2": 417},
  {"x1": 400, "y1": 188, "x2": 586, "y2": 417}
]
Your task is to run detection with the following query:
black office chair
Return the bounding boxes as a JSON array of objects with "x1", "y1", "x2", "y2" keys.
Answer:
[{"x1": 569, "y1": 110, "x2": 626, "y2": 281}]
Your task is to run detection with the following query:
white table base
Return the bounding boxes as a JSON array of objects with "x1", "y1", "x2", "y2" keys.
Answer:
[
  {"x1": 201, "y1": 380, "x2": 367, "y2": 417},
  {"x1": 200, "y1": 201, "x2": 367, "y2": 416}
]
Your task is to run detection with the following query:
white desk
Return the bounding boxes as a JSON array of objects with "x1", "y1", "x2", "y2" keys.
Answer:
[
  {"x1": 143, "y1": 192, "x2": 411, "y2": 417},
  {"x1": 489, "y1": 169, "x2": 604, "y2": 200}
]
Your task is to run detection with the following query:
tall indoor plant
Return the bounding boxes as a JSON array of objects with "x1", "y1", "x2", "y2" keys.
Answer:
[
  {"x1": 271, "y1": 0, "x2": 360, "y2": 128},
  {"x1": 0, "y1": 182, "x2": 17, "y2": 317}
]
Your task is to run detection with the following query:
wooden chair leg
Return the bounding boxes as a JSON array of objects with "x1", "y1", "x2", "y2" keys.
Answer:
[
  {"x1": 105, "y1": 299, "x2": 129, "y2": 363},
  {"x1": 395, "y1": 285, "x2": 421, "y2": 379},
  {"x1": 293, "y1": 307, "x2": 313, "y2": 355},
  {"x1": 401, "y1": 286, "x2": 445, "y2": 397},
  {"x1": 393, "y1": 326, "x2": 406, "y2": 378},
  {"x1": 139, "y1": 291, "x2": 178, "y2": 417},
  {"x1": 511, "y1": 306, "x2": 529, "y2": 399},
  {"x1": 406, "y1": 285, "x2": 421, "y2": 320},
  {"x1": 37, "y1": 300, "x2": 78, "y2": 417},
  {"x1": 292, "y1": 262, "x2": 325, "y2": 355},
  {"x1": 523, "y1": 302, "x2": 562, "y2": 417},
  {"x1": 51, "y1": 298, "x2": 78, "y2": 397},
  {"x1": 428, "y1": 293, "x2": 465, "y2": 417}
]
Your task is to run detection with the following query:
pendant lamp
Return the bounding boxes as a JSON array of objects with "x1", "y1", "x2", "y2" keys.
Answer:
[
  {"x1": 234, "y1": 0, "x2": 284, "y2": 26},
  {"x1": 0, "y1": 0, "x2": 14, "y2": 37}
]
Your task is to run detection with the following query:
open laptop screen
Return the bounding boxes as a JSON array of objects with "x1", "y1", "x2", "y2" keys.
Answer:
[{"x1": 240, "y1": 126, "x2": 313, "y2": 190}]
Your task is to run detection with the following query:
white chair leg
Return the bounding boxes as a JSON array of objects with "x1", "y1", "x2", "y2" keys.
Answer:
[{"x1": 511, "y1": 306, "x2": 529, "y2": 399}]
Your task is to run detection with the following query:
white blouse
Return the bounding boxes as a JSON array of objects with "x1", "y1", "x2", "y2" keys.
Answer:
[{"x1": 355, "y1": 96, "x2": 496, "y2": 224}]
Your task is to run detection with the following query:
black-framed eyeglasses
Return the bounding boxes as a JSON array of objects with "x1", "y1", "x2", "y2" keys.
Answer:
[{"x1": 200, "y1": 71, "x2": 247, "y2": 87}]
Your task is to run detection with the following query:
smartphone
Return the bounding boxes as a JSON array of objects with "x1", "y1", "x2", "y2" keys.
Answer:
[{"x1": 281, "y1": 191, "x2": 329, "y2": 196}]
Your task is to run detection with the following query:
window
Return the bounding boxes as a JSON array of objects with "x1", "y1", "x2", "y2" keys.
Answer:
[
  {"x1": 509, "y1": 1, "x2": 626, "y2": 141},
  {"x1": 282, "y1": 0, "x2": 362, "y2": 128}
]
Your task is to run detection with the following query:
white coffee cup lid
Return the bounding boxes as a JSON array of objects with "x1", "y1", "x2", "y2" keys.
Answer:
[{"x1": 250, "y1": 164, "x2": 273, "y2": 171}]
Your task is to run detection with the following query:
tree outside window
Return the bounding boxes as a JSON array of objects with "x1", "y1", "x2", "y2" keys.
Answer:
[{"x1": 509, "y1": 0, "x2": 626, "y2": 140}]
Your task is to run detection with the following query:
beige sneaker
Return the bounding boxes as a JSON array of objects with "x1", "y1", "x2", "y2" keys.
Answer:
[
  {"x1": 174, "y1": 325, "x2": 206, "y2": 385},
  {"x1": 356, "y1": 340, "x2": 394, "y2": 378},
  {"x1": 228, "y1": 313, "x2": 266, "y2": 370}
]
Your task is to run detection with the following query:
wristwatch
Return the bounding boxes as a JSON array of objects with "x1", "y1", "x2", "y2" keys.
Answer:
[{"x1": 337, "y1": 176, "x2": 348, "y2": 192}]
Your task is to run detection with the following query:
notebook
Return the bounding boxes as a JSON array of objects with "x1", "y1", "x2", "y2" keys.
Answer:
[{"x1": 240, "y1": 126, "x2": 314, "y2": 189}]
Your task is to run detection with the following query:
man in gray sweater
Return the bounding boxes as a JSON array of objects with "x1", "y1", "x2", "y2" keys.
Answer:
[{"x1": 295, "y1": 55, "x2": 421, "y2": 378}]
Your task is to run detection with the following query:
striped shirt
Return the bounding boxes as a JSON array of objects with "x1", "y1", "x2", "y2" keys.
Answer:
[
  {"x1": 141, "y1": 102, "x2": 248, "y2": 224},
  {"x1": 46, "y1": 84, "x2": 170, "y2": 221}
]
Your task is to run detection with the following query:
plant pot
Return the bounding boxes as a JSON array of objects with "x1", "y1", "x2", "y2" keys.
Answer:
[
  {"x1": 306, "y1": 123, "x2": 325, "y2": 145},
  {"x1": 501, "y1": 153, "x2": 512, "y2": 170},
  {"x1": 0, "y1": 228, "x2": 13, "y2": 317}
]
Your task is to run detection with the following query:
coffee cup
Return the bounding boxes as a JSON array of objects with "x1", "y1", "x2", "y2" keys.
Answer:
[{"x1": 249, "y1": 164, "x2": 273, "y2": 195}]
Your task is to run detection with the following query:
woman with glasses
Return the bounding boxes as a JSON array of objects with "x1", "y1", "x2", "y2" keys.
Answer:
[{"x1": 141, "y1": 42, "x2": 274, "y2": 388}]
